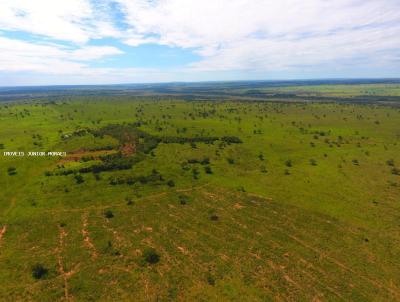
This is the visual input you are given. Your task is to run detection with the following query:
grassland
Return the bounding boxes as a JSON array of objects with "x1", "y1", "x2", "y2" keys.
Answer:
[
  {"x1": 244, "y1": 84, "x2": 400, "y2": 97},
  {"x1": 0, "y1": 85, "x2": 400, "y2": 301}
]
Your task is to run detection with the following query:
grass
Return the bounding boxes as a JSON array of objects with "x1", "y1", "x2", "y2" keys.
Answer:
[{"x1": 0, "y1": 90, "x2": 400, "y2": 300}]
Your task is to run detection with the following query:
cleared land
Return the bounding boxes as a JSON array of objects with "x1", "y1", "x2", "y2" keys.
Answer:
[{"x1": 0, "y1": 84, "x2": 400, "y2": 301}]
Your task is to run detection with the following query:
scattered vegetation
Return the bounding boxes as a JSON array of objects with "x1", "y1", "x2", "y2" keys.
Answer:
[{"x1": 1, "y1": 84, "x2": 400, "y2": 300}]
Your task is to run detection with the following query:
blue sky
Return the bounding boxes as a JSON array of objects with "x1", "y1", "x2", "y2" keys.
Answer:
[{"x1": 0, "y1": 0, "x2": 399, "y2": 86}]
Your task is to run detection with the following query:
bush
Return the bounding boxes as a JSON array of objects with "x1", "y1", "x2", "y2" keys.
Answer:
[
  {"x1": 221, "y1": 136, "x2": 242, "y2": 144},
  {"x1": 210, "y1": 214, "x2": 219, "y2": 221},
  {"x1": 207, "y1": 275, "x2": 216, "y2": 286},
  {"x1": 309, "y1": 159, "x2": 317, "y2": 166},
  {"x1": 387, "y1": 159, "x2": 395, "y2": 166},
  {"x1": 74, "y1": 174, "x2": 84, "y2": 184},
  {"x1": 7, "y1": 167, "x2": 17, "y2": 176},
  {"x1": 178, "y1": 195, "x2": 189, "y2": 205},
  {"x1": 167, "y1": 180, "x2": 175, "y2": 187},
  {"x1": 32, "y1": 264, "x2": 48, "y2": 279},
  {"x1": 392, "y1": 168, "x2": 400, "y2": 175},
  {"x1": 143, "y1": 248, "x2": 160, "y2": 264},
  {"x1": 285, "y1": 160, "x2": 292, "y2": 167},
  {"x1": 204, "y1": 166, "x2": 213, "y2": 174},
  {"x1": 192, "y1": 168, "x2": 200, "y2": 180},
  {"x1": 227, "y1": 158, "x2": 235, "y2": 164},
  {"x1": 104, "y1": 210, "x2": 114, "y2": 219},
  {"x1": 200, "y1": 157, "x2": 210, "y2": 165}
]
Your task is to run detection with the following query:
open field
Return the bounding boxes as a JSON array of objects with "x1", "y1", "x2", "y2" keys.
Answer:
[
  {"x1": 2, "y1": 80, "x2": 400, "y2": 104},
  {"x1": 1, "y1": 84, "x2": 400, "y2": 301}
]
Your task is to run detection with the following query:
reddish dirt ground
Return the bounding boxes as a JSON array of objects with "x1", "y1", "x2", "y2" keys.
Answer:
[
  {"x1": 58, "y1": 149, "x2": 117, "y2": 164},
  {"x1": 120, "y1": 143, "x2": 136, "y2": 156}
]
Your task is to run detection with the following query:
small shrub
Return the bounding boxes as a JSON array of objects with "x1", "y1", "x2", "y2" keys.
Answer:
[
  {"x1": 32, "y1": 264, "x2": 48, "y2": 279},
  {"x1": 74, "y1": 174, "x2": 84, "y2": 184},
  {"x1": 227, "y1": 158, "x2": 235, "y2": 164},
  {"x1": 392, "y1": 168, "x2": 400, "y2": 175},
  {"x1": 143, "y1": 248, "x2": 160, "y2": 264},
  {"x1": 309, "y1": 159, "x2": 317, "y2": 166},
  {"x1": 200, "y1": 157, "x2": 210, "y2": 165},
  {"x1": 210, "y1": 214, "x2": 219, "y2": 221},
  {"x1": 204, "y1": 166, "x2": 213, "y2": 174},
  {"x1": 7, "y1": 167, "x2": 17, "y2": 176},
  {"x1": 167, "y1": 180, "x2": 175, "y2": 187},
  {"x1": 192, "y1": 169, "x2": 199, "y2": 180},
  {"x1": 104, "y1": 210, "x2": 114, "y2": 219},
  {"x1": 178, "y1": 195, "x2": 189, "y2": 205},
  {"x1": 386, "y1": 159, "x2": 395, "y2": 167},
  {"x1": 237, "y1": 186, "x2": 246, "y2": 192},
  {"x1": 285, "y1": 160, "x2": 292, "y2": 167},
  {"x1": 207, "y1": 275, "x2": 216, "y2": 286}
]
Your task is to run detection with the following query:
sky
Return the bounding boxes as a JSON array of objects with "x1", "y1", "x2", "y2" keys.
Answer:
[{"x1": 0, "y1": 0, "x2": 399, "y2": 86}]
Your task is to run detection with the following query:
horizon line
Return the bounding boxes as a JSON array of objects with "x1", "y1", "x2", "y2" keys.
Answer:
[{"x1": 1, "y1": 77, "x2": 400, "y2": 89}]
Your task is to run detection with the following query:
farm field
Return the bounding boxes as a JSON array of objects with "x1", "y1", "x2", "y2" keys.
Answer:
[{"x1": 0, "y1": 86, "x2": 400, "y2": 301}]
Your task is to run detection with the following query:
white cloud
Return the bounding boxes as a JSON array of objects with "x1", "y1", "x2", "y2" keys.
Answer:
[
  {"x1": 115, "y1": 0, "x2": 400, "y2": 72},
  {"x1": 0, "y1": 0, "x2": 400, "y2": 83},
  {"x1": 0, "y1": 0, "x2": 120, "y2": 43},
  {"x1": 70, "y1": 46, "x2": 123, "y2": 60},
  {"x1": 0, "y1": 37, "x2": 123, "y2": 74}
]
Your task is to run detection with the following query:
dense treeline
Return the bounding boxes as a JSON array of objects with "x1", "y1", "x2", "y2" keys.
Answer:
[{"x1": 50, "y1": 123, "x2": 242, "y2": 176}]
